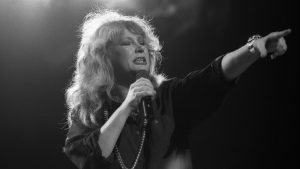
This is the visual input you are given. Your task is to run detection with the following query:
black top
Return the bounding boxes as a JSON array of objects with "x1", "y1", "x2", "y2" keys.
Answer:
[{"x1": 63, "y1": 56, "x2": 235, "y2": 169}]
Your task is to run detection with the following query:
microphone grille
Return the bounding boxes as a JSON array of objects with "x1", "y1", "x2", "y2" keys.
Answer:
[{"x1": 136, "y1": 70, "x2": 149, "y2": 80}]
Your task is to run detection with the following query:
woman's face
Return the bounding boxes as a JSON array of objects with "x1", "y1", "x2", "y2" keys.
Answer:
[{"x1": 109, "y1": 29, "x2": 150, "y2": 77}]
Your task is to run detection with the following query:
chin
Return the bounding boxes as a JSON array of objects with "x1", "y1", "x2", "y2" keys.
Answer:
[{"x1": 133, "y1": 65, "x2": 149, "y2": 72}]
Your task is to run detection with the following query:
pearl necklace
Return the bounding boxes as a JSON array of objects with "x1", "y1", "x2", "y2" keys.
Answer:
[{"x1": 104, "y1": 109, "x2": 148, "y2": 169}]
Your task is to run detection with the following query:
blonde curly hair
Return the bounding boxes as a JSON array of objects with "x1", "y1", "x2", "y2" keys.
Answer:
[{"x1": 65, "y1": 10, "x2": 164, "y2": 128}]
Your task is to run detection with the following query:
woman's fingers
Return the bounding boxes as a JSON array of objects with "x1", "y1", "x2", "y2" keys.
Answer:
[
  {"x1": 125, "y1": 77, "x2": 156, "y2": 110},
  {"x1": 133, "y1": 86, "x2": 156, "y2": 97},
  {"x1": 128, "y1": 88, "x2": 156, "y2": 108},
  {"x1": 135, "y1": 90, "x2": 156, "y2": 99},
  {"x1": 271, "y1": 38, "x2": 288, "y2": 59},
  {"x1": 274, "y1": 29, "x2": 291, "y2": 39},
  {"x1": 131, "y1": 77, "x2": 154, "y2": 90},
  {"x1": 128, "y1": 80, "x2": 156, "y2": 102},
  {"x1": 267, "y1": 29, "x2": 291, "y2": 41},
  {"x1": 265, "y1": 29, "x2": 291, "y2": 57},
  {"x1": 271, "y1": 37, "x2": 288, "y2": 59}
]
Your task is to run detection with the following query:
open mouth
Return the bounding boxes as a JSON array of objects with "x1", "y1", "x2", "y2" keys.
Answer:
[{"x1": 133, "y1": 57, "x2": 147, "y2": 65}]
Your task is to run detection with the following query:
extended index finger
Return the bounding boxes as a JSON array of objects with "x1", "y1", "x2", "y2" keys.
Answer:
[{"x1": 275, "y1": 29, "x2": 292, "y2": 38}]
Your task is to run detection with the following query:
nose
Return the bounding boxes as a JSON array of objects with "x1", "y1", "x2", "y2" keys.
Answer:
[{"x1": 135, "y1": 45, "x2": 144, "y2": 53}]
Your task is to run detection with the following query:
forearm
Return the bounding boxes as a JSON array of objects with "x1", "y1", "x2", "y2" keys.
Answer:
[
  {"x1": 221, "y1": 29, "x2": 291, "y2": 80},
  {"x1": 99, "y1": 104, "x2": 130, "y2": 158},
  {"x1": 221, "y1": 45, "x2": 260, "y2": 80}
]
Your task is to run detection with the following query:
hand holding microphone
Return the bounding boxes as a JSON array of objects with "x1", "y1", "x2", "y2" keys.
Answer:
[
  {"x1": 136, "y1": 70, "x2": 154, "y2": 119},
  {"x1": 122, "y1": 70, "x2": 155, "y2": 117}
]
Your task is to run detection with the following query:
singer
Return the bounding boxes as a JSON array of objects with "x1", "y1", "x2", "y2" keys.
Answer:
[{"x1": 63, "y1": 10, "x2": 290, "y2": 169}]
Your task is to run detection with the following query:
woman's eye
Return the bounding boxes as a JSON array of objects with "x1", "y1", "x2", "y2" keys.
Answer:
[{"x1": 119, "y1": 40, "x2": 145, "y2": 46}]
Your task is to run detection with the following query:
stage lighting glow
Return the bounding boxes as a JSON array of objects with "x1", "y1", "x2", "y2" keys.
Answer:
[
  {"x1": 19, "y1": 0, "x2": 52, "y2": 8},
  {"x1": 101, "y1": 0, "x2": 142, "y2": 11}
]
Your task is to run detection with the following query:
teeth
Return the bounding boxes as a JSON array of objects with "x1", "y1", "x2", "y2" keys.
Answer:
[{"x1": 134, "y1": 57, "x2": 146, "y2": 64}]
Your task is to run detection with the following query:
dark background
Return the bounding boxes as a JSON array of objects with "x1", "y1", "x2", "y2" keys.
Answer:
[{"x1": 0, "y1": 0, "x2": 298, "y2": 168}]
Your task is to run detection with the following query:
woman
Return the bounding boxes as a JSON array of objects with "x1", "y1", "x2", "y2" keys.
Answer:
[{"x1": 63, "y1": 10, "x2": 290, "y2": 169}]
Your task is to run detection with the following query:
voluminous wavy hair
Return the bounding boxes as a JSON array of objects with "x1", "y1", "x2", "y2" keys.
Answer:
[{"x1": 65, "y1": 10, "x2": 164, "y2": 128}]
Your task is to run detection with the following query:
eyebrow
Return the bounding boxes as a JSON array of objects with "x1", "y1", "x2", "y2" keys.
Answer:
[{"x1": 122, "y1": 35, "x2": 144, "y2": 41}]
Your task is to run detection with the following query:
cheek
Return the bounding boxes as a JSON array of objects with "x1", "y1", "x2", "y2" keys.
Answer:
[
  {"x1": 111, "y1": 47, "x2": 126, "y2": 61},
  {"x1": 111, "y1": 49, "x2": 133, "y2": 69}
]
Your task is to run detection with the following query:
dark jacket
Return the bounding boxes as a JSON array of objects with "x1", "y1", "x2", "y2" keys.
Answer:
[{"x1": 63, "y1": 56, "x2": 235, "y2": 169}]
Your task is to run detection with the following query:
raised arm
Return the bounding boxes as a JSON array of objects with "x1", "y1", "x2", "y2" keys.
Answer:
[{"x1": 221, "y1": 29, "x2": 291, "y2": 80}]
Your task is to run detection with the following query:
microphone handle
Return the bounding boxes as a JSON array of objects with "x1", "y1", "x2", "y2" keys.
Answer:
[
  {"x1": 141, "y1": 96, "x2": 152, "y2": 119},
  {"x1": 135, "y1": 70, "x2": 153, "y2": 119}
]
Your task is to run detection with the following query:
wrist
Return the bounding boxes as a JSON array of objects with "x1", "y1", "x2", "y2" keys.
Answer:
[
  {"x1": 119, "y1": 102, "x2": 132, "y2": 117},
  {"x1": 246, "y1": 35, "x2": 262, "y2": 57}
]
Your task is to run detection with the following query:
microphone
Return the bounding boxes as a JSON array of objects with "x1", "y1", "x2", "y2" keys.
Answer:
[{"x1": 136, "y1": 70, "x2": 153, "y2": 120}]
